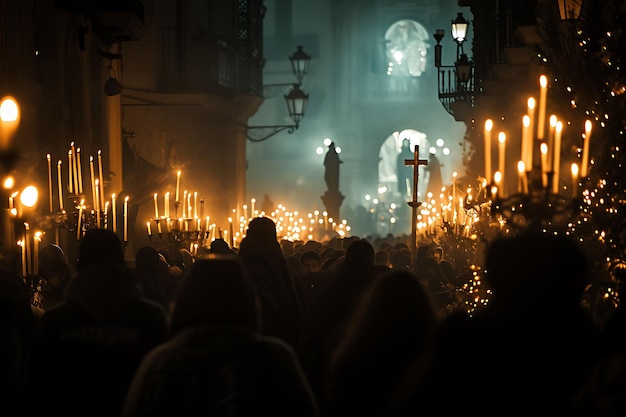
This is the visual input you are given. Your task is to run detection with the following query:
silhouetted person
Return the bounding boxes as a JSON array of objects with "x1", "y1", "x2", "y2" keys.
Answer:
[
  {"x1": 261, "y1": 193, "x2": 276, "y2": 215},
  {"x1": 324, "y1": 141, "x2": 342, "y2": 192},
  {"x1": 426, "y1": 151, "x2": 443, "y2": 197},
  {"x1": 325, "y1": 269, "x2": 437, "y2": 416},
  {"x1": 396, "y1": 138, "x2": 413, "y2": 197},
  {"x1": 121, "y1": 255, "x2": 319, "y2": 417},
  {"x1": 134, "y1": 246, "x2": 172, "y2": 313},
  {"x1": 25, "y1": 228, "x2": 168, "y2": 417},
  {"x1": 30, "y1": 244, "x2": 71, "y2": 316}
]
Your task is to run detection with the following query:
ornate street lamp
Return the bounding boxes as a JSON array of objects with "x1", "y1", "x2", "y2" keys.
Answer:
[{"x1": 247, "y1": 45, "x2": 311, "y2": 142}]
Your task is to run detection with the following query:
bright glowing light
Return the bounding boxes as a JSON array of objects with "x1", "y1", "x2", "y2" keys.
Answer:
[
  {"x1": 316, "y1": 146, "x2": 324, "y2": 155},
  {"x1": 20, "y1": 185, "x2": 38, "y2": 207},
  {"x1": 443, "y1": 147, "x2": 450, "y2": 155},
  {"x1": 323, "y1": 137, "x2": 332, "y2": 146},
  {"x1": 436, "y1": 138, "x2": 445, "y2": 147},
  {"x1": 0, "y1": 97, "x2": 19, "y2": 122}
]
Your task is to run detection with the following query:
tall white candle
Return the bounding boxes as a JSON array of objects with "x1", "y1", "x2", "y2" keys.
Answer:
[
  {"x1": 47, "y1": 154, "x2": 53, "y2": 212},
  {"x1": 76, "y1": 147, "x2": 83, "y2": 194},
  {"x1": 540, "y1": 142, "x2": 548, "y2": 187},
  {"x1": 571, "y1": 163, "x2": 579, "y2": 197},
  {"x1": 194, "y1": 192, "x2": 198, "y2": 219},
  {"x1": 68, "y1": 150, "x2": 73, "y2": 194},
  {"x1": 175, "y1": 170, "x2": 181, "y2": 202},
  {"x1": 552, "y1": 121, "x2": 563, "y2": 194},
  {"x1": 498, "y1": 131, "x2": 506, "y2": 188},
  {"x1": 123, "y1": 196, "x2": 129, "y2": 242},
  {"x1": 153, "y1": 193, "x2": 159, "y2": 219},
  {"x1": 95, "y1": 179, "x2": 101, "y2": 228},
  {"x1": 164, "y1": 192, "x2": 170, "y2": 218},
  {"x1": 537, "y1": 75, "x2": 548, "y2": 140},
  {"x1": 111, "y1": 193, "x2": 117, "y2": 233},
  {"x1": 98, "y1": 150, "x2": 104, "y2": 213},
  {"x1": 484, "y1": 119, "x2": 493, "y2": 183},
  {"x1": 57, "y1": 160, "x2": 64, "y2": 211},
  {"x1": 581, "y1": 120, "x2": 592, "y2": 177},
  {"x1": 517, "y1": 161, "x2": 528, "y2": 194},
  {"x1": 89, "y1": 156, "x2": 96, "y2": 210}
]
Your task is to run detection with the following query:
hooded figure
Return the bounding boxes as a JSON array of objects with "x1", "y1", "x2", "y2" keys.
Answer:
[
  {"x1": 25, "y1": 229, "x2": 168, "y2": 417},
  {"x1": 122, "y1": 255, "x2": 319, "y2": 417}
]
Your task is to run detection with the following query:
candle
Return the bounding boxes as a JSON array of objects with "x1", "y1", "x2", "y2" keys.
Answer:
[
  {"x1": 484, "y1": 119, "x2": 493, "y2": 183},
  {"x1": 581, "y1": 119, "x2": 592, "y2": 177},
  {"x1": 552, "y1": 121, "x2": 563, "y2": 194},
  {"x1": 164, "y1": 192, "x2": 170, "y2": 218},
  {"x1": 571, "y1": 163, "x2": 579, "y2": 197},
  {"x1": 521, "y1": 115, "x2": 531, "y2": 170},
  {"x1": 547, "y1": 115, "x2": 557, "y2": 165},
  {"x1": 24, "y1": 223, "x2": 31, "y2": 276},
  {"x1": 153, "y1": 193, "x2": 159, "y2": 219},
  {"x1": 47, "y1": 154, "x2": 53, "y2": 212},
  {"x1": 68, "y1": 150, "x2": 73, "y2": 194},
  {"x1": 19, "y1": 240, "x2": 26, "y2": 277},
  {"x1": 90, "y1": 156, "x2": 96, "y2": 210},
  {"x1": 205, "y1": 216, "x2": 210, "y2": 232},
  {"x1": 57, "y1": 160, "x2": 64, "y2": 211},
  {"x1": 540, "y1": 142, "x2": 548, "y2": 187},
  {"x1": 157, "y1": 219, "x2": 162, "y2": 235},
  {"x1": 175, "y1": 170, "x2": 181, "y2": 202},
  {"x1": 33, "y1": 232, "x2": 41, "y2": 275},
  {"x1": 187, "y1": 192, "x2": 192, "y2": 219},
  {"x1": 98, "y1": 150, "x2": 104, "y2": 213},
  {"x1": 194, "y1": 192, "x2": 198, "y2": 219},
  {"x1": 76, "y1": 147, "x2": 83, "y2": 194},
  {"x1": 77, "y1": 199, "x2": 84, "y2": 240},
  {"x1": 111, "y1": 193, "x2": 117, "y2": 233},
  {"x1": 251, "y1": 198, "x2": 256, "y2": 217},
  {"x1": 95, "y1": 179, "x2": 101, "y2": 228},
  {"x1": 537, "y1": 75, "x2": 548, "y2": 140},
  {"x1": 498, "y1": 132, "x2": 506, "y2": 195},
  {"x1": 182, "y1": 190, "x2": 187, "y2": 218},
  {"x1": 229, "y1": 217, "x2": 234, "y2": 247},
  {"x1": 517, "y1": 161, "x2": 528, "y2": 194},
  {"x1": 146, "y1": 221, "x2": 152, "y2": 237},
  {"x1": 70, "y1": 142, "x2": 78, "y2": 194},
  {"x1": 123, "y1": 196, "x2": 129, "y2": 242},
  {"x1": 104, "y1": 201, "x2": 109, "y2": 229}
]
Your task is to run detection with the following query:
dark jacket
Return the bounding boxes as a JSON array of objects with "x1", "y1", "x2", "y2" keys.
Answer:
[{"x1": 25, "y1": 262, "x2": 168, "y2": 417}]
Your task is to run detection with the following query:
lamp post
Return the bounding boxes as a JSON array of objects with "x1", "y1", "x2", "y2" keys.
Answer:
[
  {"x1": 247, "y1": 45, "x2": 311, "y2": 142},
  {"x1": 433, "y1": 12, "x2": 474, "y2": 119}
]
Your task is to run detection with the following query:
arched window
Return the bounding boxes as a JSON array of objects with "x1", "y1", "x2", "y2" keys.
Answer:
[{"x1": 384, "y1": 20, "x2": 430, "y2": 77}]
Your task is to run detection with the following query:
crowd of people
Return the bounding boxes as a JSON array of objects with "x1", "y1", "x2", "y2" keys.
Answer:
[{"x1": 1, "y1": 216, "x2": 626, "y2": 416}]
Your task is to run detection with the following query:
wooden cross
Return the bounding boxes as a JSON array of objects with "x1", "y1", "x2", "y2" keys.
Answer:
[
  {"x1": 404, "y1": 145, "x2": 428, "y2": 264},
  {"x1": 404, "y1": 145, "x2": 428, "y2": 207}
]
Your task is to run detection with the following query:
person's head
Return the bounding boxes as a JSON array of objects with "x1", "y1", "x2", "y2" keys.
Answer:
[
  {"x1": 300, "y1": 250, "x2": 322, "y2": 274},
  {"x1": 77, "y1": 229, "x2": 125, "y2": 270},
  {"x1": 38, "y1": 244, "x2": 68, "y2": 280}
]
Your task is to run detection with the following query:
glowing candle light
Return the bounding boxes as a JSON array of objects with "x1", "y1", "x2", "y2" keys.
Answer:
[
  {"x1": 581, "y1": 120, "x2": 592, "y2": 177},
  {"x1": 187, "y1": 192, "x2": 192, "y2": 219},
  {"x1": 537, "y1": 75, "x2": 548, "y2": 140},
  {"x1": 251, "y1": 198, "x2": 256, "y2": 217},
  {"x1": 76, "y1": 147, "x2": 83, "y2": 194},
  {"x1": 194, "y1": 192, "x2": 198, "y2": 219},
  {"x1": 547, "y1": 114, "x2": 557, "y2": 165},
  {"x1": 24, "y1": 223, "x2": 31, "y2": 276},
  {"x1": 89, "y1": 156, "x2": 96, "y2": 209},
  {"x1": 146, "y1": 221, "x2": 152, "y2": 237},
  {"x1": 521, "y1": 115, "x2": 531, "y2": 170},
  {"x1": 182, "y1": 190, "x2": 187, "y2": 218},
  {"x1": 517, "y1": 161, "x2": 528, "y2": 194},
  {"x1": 153, "y1": 193, "x2": 159, "y2": 219},
  {"x1": 175, "y1": 170, "x2": 181, "y2": 202},
  {"x1": 205, "y1": 216, "x2": 210, "y2": 232},
  {"x1": 164, "y1": 192, "x2": 170, "y2": 218},
  {"x1": 47, "y1": 154, "x2": 53, "y2": 212},
  {"x1": 498, "y1": 132, "x2": 506, "y2": 195},
  {"x1": 104, "y1": 201, "x2": 109, "y2": 229},
  {"x1": 111, "y1": 193, "x2": 117, "y2": 233},
  {"x1": 571, "y1": 163, "x2": 579, "y2": 197},
  {"x1": 33, "y1": 232, "x2": 41, "y2": 275},
  {"x1": 98, "y1": 150, "x2": 104, "y2": 212},
  {"x1": 70, "y1": 142, "x2": 78, "y2": 193},
  {"x1": 540, "y1": 142, "x2": 548, "y2": 187},
  {"x1": 68, "y1": 150, "x2": 73, "y2": 194},
  {"x1": 57, "y1": 160, "x2": 64, "y2": 211},
  {"x1": 552, "y1": 121, "x2": 563, "y2": 194},
  {"x1": 123, "y1": 196, "x2": 129, "y2": 242},
  {"x1": 95, "y1": 179, "x2": 101, "y2": 228},
  {"x1": 484, "y1": 119, "x2": 493, "y2": 183}
]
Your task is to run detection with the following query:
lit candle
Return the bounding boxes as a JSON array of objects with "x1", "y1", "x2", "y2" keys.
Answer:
[
  {"x1": 182, "y1": 190, "x2": 187, "y2": 218},
  {"x1": 104, "y1": 201, "x2": 109, "y2": 229},
  {"x1": 19, "y1": 240, "x2": 26, "y2": 277},
  {"x1": 111, "y1": 193, "x2": 117, "y2": 233},
  {"x1": 517, "y1": 161, "x2": 528, "y2": 194},
  {"x1": 47, "y1": 154, "x2": 53, "y2": 212},
  {"x1": 123, "y1": 196, "x2": 129, "y2": 242},
  {"x1": 33, "y1": 232, "x2": 41, "y2": 275},
  {"x1": 581, "y1": 120, "x2": 592, "y2": 177},
  {"x1": 194, "y1": 192, "x2": 198, "y2": 219},
  {"x1": 95, "y1": 179, "x2": 101, "y2": 228},
  {"x1": 146, "y1": 221, "x2": 152, "y2": 237},
  {"x1": 24, "y1": 223, "x2": 31, "y2": 276},
  {"x1": 76, "y1": 147, "x2": 83, "y2": 194},
  {"x1": 57, "y1": 160, "x2": 64, "y2": 211},
  {"x1": 552, "y1": 121, "x2": 563, "y2": 194},
  {"x1": 153, "y1": 193, "x2": 159, "y2": 219},
  {"x1": 205, "y1": 216, "x2": 210, "y2": 232},
  {"x1": 77, "y1": 199, "x2": 84, "y2": 240},
  {"x1": 540, "y1": 142, "x2": 548, "y2": 187},
  {"x1": 537, "y1": 75, "x2": 548, "y2": 140},
  {"x1": 521, "y1": 115, "x2": 531, "y2": 170},
  {"x1": 547, "y1": 115, "x2": 557, "y2": 165},
  {"x1": 187, "y1": 192, "x2": 192, "y2": 219},
  {"x1": 484, "y1": 119, "x2": 493, "y2": 183},
  {"x1": 498, "y1": 132, "x2": 506, "y2": 195},
  {"x1": 90, "y1": 156, "x2": 96, "y2": 210},
  {"x1": 70, "y1": 142, "x2": 78, "y2": 194},
  {"x1": 164, "y1": 192, "x2": 170, "y2": 218},
  {"x1": 175, "y1": 170, "x2": 181, "y2": 202},
  {"x1": 571, "y1": 163, "x2": 579, "y2": 197},
  {"x1": 251, "y1": 198, "x2": 256, "y2": 217},
  {"x1": 68, "y1": 150, "x2": 73, "y2": 194},
  {"x1": 157, "y1": 219, "x2": 163, "y2": 235},
  {"x1": 98, "y1": 150, "x2": 104, "y2": 212}
]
